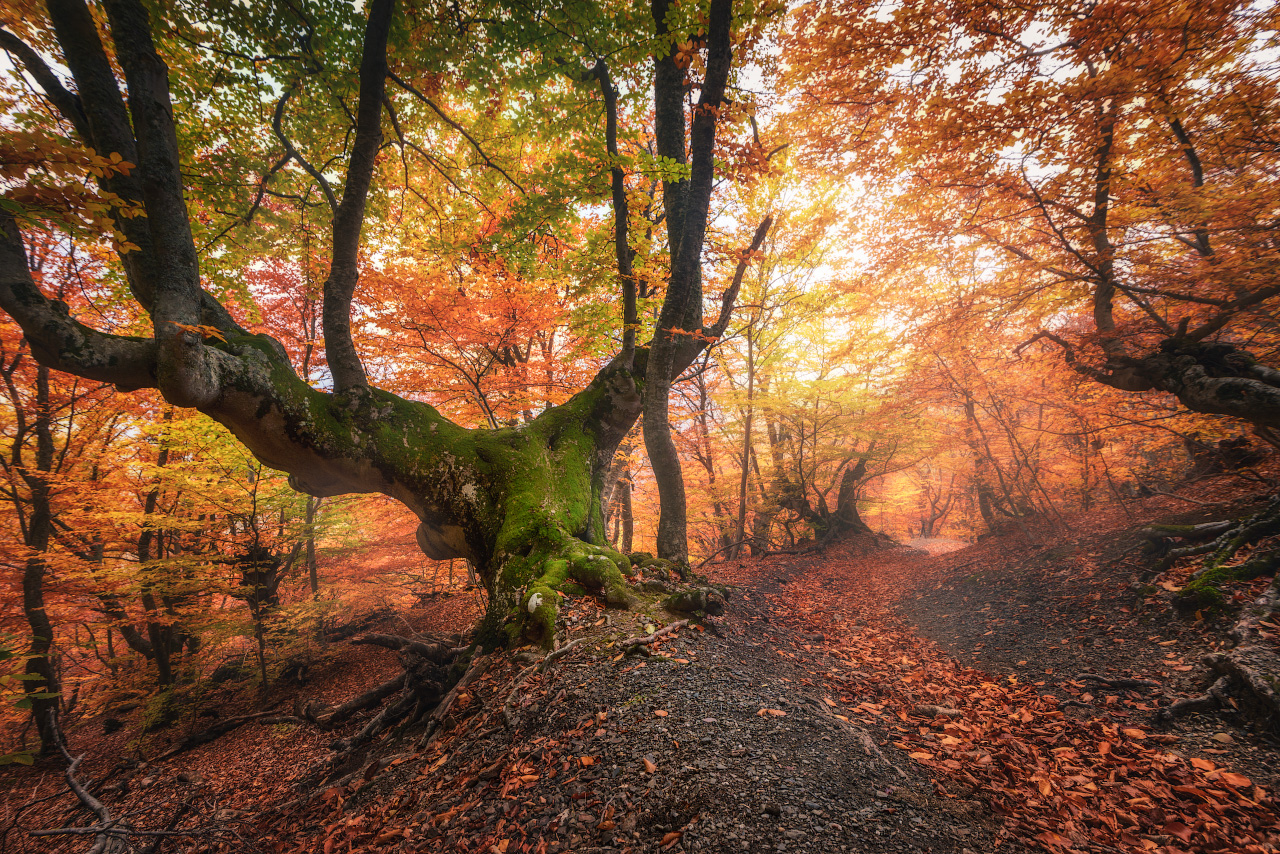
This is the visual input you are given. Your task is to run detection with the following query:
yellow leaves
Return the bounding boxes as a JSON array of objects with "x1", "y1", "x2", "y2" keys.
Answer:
[{"x1": 642, "y1": 757, "x2": 657, "y2": 773}]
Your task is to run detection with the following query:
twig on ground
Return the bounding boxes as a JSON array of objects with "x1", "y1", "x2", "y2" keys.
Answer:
[{"x1": 622, "y1": 620, "x2": 689, "y2": 651}]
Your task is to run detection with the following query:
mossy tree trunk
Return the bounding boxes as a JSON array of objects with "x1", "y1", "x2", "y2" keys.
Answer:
[{"x1": 0, "y1": 0, "x2": 763, "y2": 646}]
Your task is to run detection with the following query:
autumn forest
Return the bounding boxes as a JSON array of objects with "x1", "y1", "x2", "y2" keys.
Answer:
[{"x1": 0, "y1": 0, "x2": 1278, "y2": 851}]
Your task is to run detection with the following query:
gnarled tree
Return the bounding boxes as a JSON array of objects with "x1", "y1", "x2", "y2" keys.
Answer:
[{"x1": 0, "y1": 0, "x2": 768, "y2": 646}]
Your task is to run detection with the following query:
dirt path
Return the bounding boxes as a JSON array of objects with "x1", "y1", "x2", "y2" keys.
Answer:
[
  {"x1": 239, "y1": 583, "x2": 1004, "y2": 854},
  {"x1": 715, "y1": 538, "x2": 1278, "y2": 854}
]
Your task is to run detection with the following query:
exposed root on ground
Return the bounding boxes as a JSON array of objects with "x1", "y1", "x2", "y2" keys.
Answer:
[
  {"x1": 501, "y1": 637, "x2": 589, "y2": 729},
  {"x1": 621, "y1": 620, "x2": 688, "y2": 654}
]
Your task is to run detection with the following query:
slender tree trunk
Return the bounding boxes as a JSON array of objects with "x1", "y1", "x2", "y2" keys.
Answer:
[
  {"x1": 619, "y1": 473, "x2": 634, "y2": 554},
  {"x1": 22, "y1": 365, "x2": 58, "y2": 754},
  {"x1": 138, "y1": 409, "x2": 177, "y2": 686},
  {"x1": 643, "y1": 0, "x2": 735, "y2": 568},
  {"x1": 305, "y1": 495, "x2": 321, "y2": 594},
  {"x1": 733, "y1": 331, "x2": 756, "y2": 558}
]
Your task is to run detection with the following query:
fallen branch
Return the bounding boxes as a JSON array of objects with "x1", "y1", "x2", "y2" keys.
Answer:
[
  {"x1": 152, "y1": 709, "x2": 303, "y2": 763},
  {"x1": 622, "y1": 620, "x2": 689, "y2": 650},
  {"x1": 693, "y1": 539, "x2": 756, "y2": 571},
  {"x1": 1149, "y1": 490, "x2": 1213, "y2": 506},
  {"x1": 48, "y1": 714, "x2": 123, "y2": 854}
]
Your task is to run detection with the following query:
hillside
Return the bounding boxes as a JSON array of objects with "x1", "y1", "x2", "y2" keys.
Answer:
[{"x1": 2, "y1": 477, "x2": 1277, "y2": 854}]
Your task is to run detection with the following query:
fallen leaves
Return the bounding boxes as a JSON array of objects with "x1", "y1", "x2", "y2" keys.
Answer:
[{"x1": 716, "y1": 548, "x2": 1280, "y2": 854}]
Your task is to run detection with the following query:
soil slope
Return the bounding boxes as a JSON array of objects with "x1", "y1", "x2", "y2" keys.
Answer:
[{"x1": 3, "y1": 487, "x2": 1278, "y2": 854}]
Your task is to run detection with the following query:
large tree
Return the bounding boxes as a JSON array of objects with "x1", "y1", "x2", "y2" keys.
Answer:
[{"x1": 0, "y1": 0, "x2": 768, "y2": 644}]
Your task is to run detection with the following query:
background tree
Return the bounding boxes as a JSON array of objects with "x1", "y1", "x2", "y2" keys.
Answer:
[{"x1": 786, "y1": 0, "x2": 1280, "y2": 432}]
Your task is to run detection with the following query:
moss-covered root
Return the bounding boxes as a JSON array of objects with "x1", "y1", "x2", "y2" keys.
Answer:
[
  {"x1": 663, "y1": 586, "x2": 727, "y2": 616},
  {"x1": 1177, "y1": 551, "x2": 1280, "y2": 609},
  {"x1": 1172, "y1": 496, "x2": 1280, "y2": 608},
  {"x1": 519, "y1": 544, "x2": 635, "y2": 646}
]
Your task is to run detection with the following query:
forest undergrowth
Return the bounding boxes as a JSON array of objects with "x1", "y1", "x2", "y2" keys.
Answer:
[{"x1": 2, "y1": 476, "x2": 1279, "y2": 854}]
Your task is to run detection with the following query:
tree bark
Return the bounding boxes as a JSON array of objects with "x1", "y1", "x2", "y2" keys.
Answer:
[{"x1": 305, "y1": 496, "x2": 321, "y2": 595}]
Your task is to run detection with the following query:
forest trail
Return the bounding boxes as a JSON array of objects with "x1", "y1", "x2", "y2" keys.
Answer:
[
  {"x1": 6, "y1": 513, "x2": 1279, "y2": 854},
  {"x1": 713, "y1": 523, "x2": 1279, "y2": 854}
]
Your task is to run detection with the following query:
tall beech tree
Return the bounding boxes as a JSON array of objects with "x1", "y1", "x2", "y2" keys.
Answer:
[{"x1": 0, "y1": 0, "x2": 770, "y2": 644}]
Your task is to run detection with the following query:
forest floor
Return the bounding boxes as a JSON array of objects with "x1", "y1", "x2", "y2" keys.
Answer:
[{"x1": 3, "y1": 479, "x2": 1279, "y2": 854}]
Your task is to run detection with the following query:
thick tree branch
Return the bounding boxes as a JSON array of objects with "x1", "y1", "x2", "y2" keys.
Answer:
[
  {"x1": 323, "y1": 0, "x2": 394, "y2": 391},
  {"x1": 0, "y1": 215, "x2": 156, "y2": 388},
  {"x1": 44, "y1": 0, "x2": 161, "y2": 307},
  {"x1": 0, "y1": 27, "x2": 89, "y2": 138},
  {"x1": 592, "y1": 58, "x2": 638, "y2": 368},
  {"x1": 101, "y1": 0, "x2": 202, "y2": 336}
]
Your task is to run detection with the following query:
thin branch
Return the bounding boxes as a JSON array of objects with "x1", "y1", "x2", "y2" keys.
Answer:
[{"x1": 388, "y1": 71, "x2": 525, "y2": 193}]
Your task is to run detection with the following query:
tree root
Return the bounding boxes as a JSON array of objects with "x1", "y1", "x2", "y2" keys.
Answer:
[
  {"x1": 152, "y1": 709, "x2": 305, "y2": 762},
  {"x1": 1136, "y1": 493, "x2": 1280, "y2": 607},
  {"x1": 1156, "y1": 574, "x2": 1280, "y2": 730},
  {"x1": 417, "y1": 653, "x2": 492, "y2": 749},
  {"x1": 350, "y1": 633, "x2": 458, "y2": 663},
  {"x1": 304, "y1": 674, "x2": 406, "y2": 729},
  {"x1": 502, "y1": 638, "x2": 589, "y2": 729},
  {"x1": 1154, "y1": 676, "x2": 1232, "y2": 725}
]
